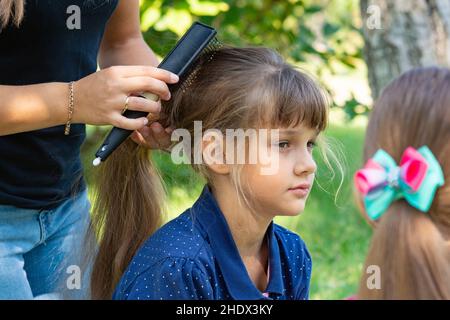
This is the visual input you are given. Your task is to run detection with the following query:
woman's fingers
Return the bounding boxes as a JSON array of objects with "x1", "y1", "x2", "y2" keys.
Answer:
[
  {"x1": 112, "y1": 65, "x2": 179, "y2": 84},
  {"x1": 75, "y1": 65, "x2": 179, "y2": 127},
  {"x1": 126, "y1": 95, "x2": 161, "y2": 114},
  {"x1": 131, "y1": 123, "x2": 175, "y2": 150},
  {"x1": 111, "y1": 113, "x2": 149, "y2": 131},
  {"x1": 121, "y1": 77, "x2": 172, "y2": 101},
  {"x1": 130, "y1": 130, "x2": 149, "y2": 147},
  {"x1": 148, "y1": 122, "x2": 173, "y2": 149}
]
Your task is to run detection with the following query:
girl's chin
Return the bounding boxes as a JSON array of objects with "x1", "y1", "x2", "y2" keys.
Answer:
[{"x1": 277, "y1": 206, "x2": 305, "y2": 217}]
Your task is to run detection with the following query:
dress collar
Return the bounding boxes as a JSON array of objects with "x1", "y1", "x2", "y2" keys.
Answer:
[{"x1": 191, "y1": 185, "x2": 285, "y2": 299}]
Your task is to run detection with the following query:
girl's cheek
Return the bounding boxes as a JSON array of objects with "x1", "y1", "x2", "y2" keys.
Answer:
[{"x1": 279, "y1": 151, "x2": 296, "y2": 167}]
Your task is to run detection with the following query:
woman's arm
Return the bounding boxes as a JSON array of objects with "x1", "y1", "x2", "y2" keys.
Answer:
[
  {"x1": 98, "y1": 0, "x2": 175, "y2": 150},
  {"x1": 0, "y1": 0, "x2": 176, "y2": 138},
  {"x1": 0, "y1": 65, "x2": 177, "y2": 137},
  {"x1": 98, "y1": 0, "x2": 159, "y2": 68},
  {"x1": 0, "y1": 83, "x2": 68, "y2": 136}
]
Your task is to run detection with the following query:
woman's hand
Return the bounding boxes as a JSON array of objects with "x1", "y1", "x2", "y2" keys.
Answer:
[
  {"x1": 130, "y1": 122, "x2": 174, "y2": 151},
  {"x1": 73, "y1": 65, "x2": 179, "y2": 130}
]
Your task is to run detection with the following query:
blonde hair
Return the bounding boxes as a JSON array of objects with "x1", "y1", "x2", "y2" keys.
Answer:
[
  {"x1": 357, "y1": 67, "x2": 450, "y2": 299},
  {"x1": 0, "y1": 0, "x2": 25, "y2": 29},
  {"x1": 90, "y1": 46, "x2": 331, "y2": 299}
]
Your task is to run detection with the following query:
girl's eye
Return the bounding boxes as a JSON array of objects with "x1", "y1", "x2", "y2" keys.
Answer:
[
  {"x1": 307, "y1": 141, "x2": 317, "y2": 150},
  {"x1": 278, "y1": 141, "x2": 290, "y2": 150}
]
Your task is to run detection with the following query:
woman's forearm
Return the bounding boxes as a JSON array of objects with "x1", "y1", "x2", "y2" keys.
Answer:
[
  {"x1": 0, "y1": 38, "x2": 165, "y2": 136},
  {"x1": 0, "y1": 82, "x2": 68, "y2": 136},
  {"x1": 98, "y1": 37, "x2": 159, "y2": 69}
]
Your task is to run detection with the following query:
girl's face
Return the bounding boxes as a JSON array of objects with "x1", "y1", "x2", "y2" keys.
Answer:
[{"x1": 241, "y1": 123, "x2": 318, "y2": 218}]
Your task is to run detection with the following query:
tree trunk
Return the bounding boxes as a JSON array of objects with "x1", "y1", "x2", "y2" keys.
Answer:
[{"x1": 360, "y1": 0, "x2": 450, "y2": 99}]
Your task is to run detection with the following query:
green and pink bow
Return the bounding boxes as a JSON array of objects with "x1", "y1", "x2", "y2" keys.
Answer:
[{"x1": 354, "y1": 146, "x2": 445, "y2": 220}]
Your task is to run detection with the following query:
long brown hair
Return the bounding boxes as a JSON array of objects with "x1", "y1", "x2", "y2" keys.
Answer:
[
  {"x1": 0, "y1": 0, "x2": 25, "y2": 29},
  {"x1": 90, "y1": 46, "x2": 329, "y2": 299},
  {"x1": 357, "y1": 67, "x2": 450, "y2": 299}
]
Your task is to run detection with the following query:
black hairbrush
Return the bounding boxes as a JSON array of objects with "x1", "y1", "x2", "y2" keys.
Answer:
[{"x1": 93, "y1": 22, "x2": 219, "y2": 166}]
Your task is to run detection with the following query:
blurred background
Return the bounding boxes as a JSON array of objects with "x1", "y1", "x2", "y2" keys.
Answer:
[{"x1": 81, "y1": 0, "x2": 450, "y2": 299}]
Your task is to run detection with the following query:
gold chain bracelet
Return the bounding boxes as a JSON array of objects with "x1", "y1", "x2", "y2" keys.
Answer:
[{"x1": 64, "y1": 81, "x2": 75, "y2": 135}]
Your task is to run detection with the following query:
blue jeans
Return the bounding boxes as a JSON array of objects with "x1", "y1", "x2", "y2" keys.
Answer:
[{"x1": 0, "y1": 189, "x2": 92, "y2": 300}]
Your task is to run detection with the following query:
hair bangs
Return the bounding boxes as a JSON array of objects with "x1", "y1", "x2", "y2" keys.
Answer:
[{"x1": 247, "y1": 66, "x2": 328, "y2": 131}]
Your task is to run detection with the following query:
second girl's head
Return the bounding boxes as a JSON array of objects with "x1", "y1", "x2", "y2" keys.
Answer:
[{"x1": 357, "y1": 67, "x2": 450, "y2": 299}]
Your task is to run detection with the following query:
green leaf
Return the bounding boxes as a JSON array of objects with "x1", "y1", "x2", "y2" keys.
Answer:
[
  {"x1": 187, "y1": 0, "x2": 229, "y2": 16},
  {"x1": 304, "y1": 5, "x2": 322, "y2": 14},
  {"x1": 323, "y1": 22, "x2": 340, "y2": 37},
  {"x1": 155, "y1": 8, "x2": 193, "y2": 36},
  {"x1": 141, "y1": 7, "x2": 161, "y2": 32}
]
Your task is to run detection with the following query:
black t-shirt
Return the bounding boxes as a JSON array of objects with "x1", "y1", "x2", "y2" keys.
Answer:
[{"x1": 0, "y1": 0, "x2": 118, "y2": 209}]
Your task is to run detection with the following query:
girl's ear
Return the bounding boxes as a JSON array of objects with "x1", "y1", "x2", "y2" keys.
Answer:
[
  {"x1": 202, "y1": 134, "x2": 231, "y2": 175},
  {"x1": 207, "y1": 163, "x2": 231, "y2": 175}
]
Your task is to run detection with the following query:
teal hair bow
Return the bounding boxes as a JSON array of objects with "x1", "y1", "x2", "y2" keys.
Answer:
[{"x1": 354, "y1": 146, "x2": 445, "y2": 220}]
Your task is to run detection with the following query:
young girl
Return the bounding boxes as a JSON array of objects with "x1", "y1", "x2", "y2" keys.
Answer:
[
  {"x1": 90, "y1": 46, "x2": 330, "y2": 300},
  {"x1": 354, "y1": 67, "x2": 450, "y2": 299}
]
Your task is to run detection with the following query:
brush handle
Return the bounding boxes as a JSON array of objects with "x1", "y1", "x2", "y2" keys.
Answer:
[
  {"x1": 94, "y1": 94, "x2": 155, "y2": 162},
  {"x1": 94, "y1": 22, "x2": 216, "y2": 164},
  {"x1": 140, "y1": 92, "x2": 160, "y2": 101}
]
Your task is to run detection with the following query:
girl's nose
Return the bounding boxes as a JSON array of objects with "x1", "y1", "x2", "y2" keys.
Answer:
[{"x1": 293, "y1": 150, "x2": 317, "y2": 176}]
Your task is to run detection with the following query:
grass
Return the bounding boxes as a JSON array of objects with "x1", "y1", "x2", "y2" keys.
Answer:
[{"x1": 81, "y1": 118, "x2": 372, "y2": 300}]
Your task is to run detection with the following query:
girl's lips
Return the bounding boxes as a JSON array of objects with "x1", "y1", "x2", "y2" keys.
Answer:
[{"x1": 288, "y1": 184, "x2": 311, "y2": 197}]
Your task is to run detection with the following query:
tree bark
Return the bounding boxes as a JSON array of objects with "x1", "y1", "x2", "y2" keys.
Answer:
[{"x1": 360, "y1": 0, "x2": 450, "y2": 99}]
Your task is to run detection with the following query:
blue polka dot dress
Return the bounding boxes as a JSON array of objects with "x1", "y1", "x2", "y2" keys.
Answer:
[{"x1": 113, "y1": 185, "x2": 312, "y2": 300}]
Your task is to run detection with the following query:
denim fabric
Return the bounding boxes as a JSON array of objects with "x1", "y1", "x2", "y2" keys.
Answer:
[{"x1": 0, "y1": 188, "x2": 92, "y2": 299}]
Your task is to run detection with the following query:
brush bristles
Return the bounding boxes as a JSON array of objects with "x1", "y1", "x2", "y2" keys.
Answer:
[{"x1": 180, "y1": 37, "x2": 223, "y2": 93}]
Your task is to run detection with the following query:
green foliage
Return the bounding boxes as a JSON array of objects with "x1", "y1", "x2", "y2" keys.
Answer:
[{"x1": 139, "y1": 0, "x2": 368, "y2": 119}]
